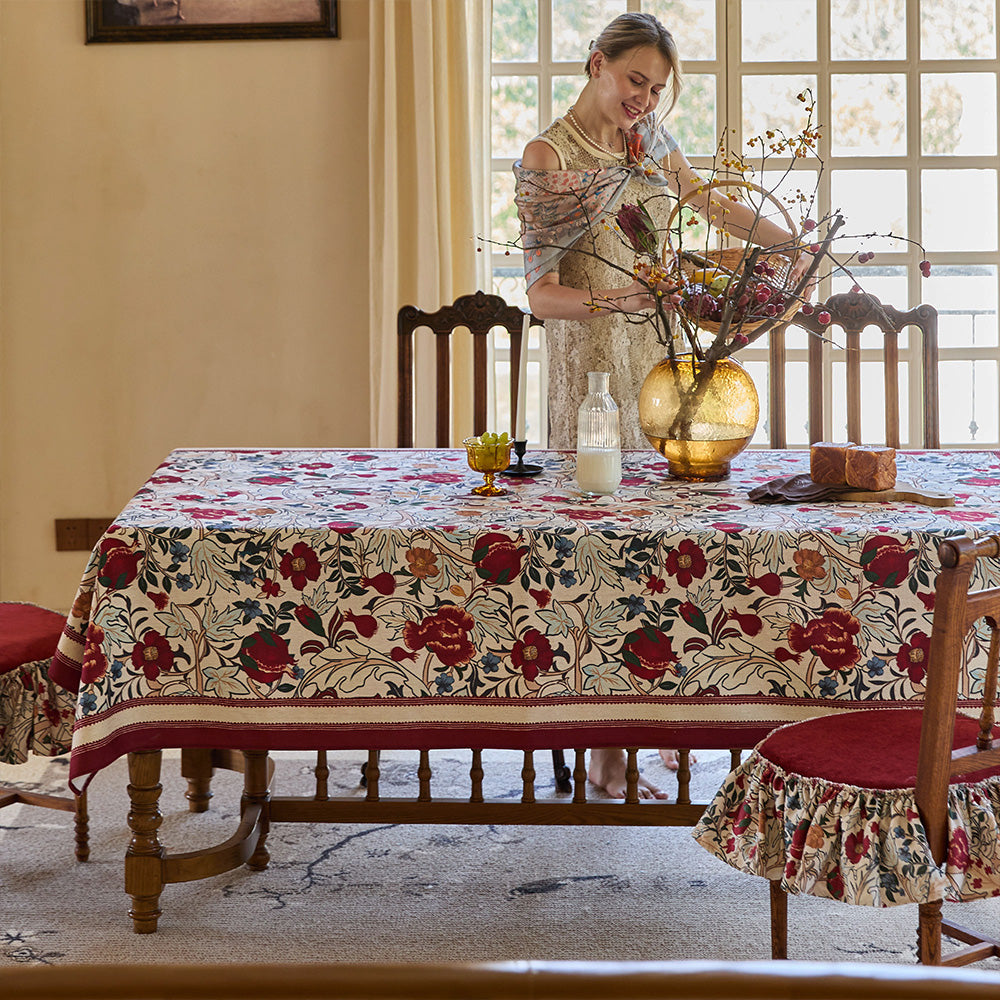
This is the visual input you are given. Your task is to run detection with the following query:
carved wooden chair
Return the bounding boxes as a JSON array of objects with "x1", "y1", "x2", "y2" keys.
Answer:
[
  {"x1": 0, "y1": 602, "x2": 89, "y2": 861},
  {"x1": 397, "y1": 289, "x2": 544, "y2": 447},
  {"x1": 694, "y1": 533, "x2": 1000, "y2": 966},
  {"x1": 767, "y1": 291, "x2": 940, "y2": 447}
]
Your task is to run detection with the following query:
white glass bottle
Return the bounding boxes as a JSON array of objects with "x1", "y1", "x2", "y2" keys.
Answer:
[{"x1": 576, "y1": 371, "x2": 622, "y2": 496}]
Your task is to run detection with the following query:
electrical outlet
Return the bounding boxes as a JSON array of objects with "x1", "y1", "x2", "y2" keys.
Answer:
[
  {"x1": 55, "y1": 519, "x2": 89, "y2": 551},
  {"x1": 55, "y1": 518, "x2": 113, "y2": 551}
]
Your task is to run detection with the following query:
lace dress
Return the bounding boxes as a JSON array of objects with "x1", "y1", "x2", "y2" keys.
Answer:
[{"x1": 530, "y1": 117, "x2": 677, "y2": 450}]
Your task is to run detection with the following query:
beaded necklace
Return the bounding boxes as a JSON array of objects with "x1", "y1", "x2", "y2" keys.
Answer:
[{"x1": 566, "y1": 107, "x2": 626, "y2": 159}]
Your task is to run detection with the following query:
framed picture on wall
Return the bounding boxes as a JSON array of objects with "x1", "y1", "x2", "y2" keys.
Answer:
[{"x1": 85, "y1": 0, "x2": 338, "y2": 42}]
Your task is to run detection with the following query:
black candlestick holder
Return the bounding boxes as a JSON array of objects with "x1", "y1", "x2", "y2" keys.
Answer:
[{"x1": 504, "y1": 439, "x2": 542, "y2": 476}]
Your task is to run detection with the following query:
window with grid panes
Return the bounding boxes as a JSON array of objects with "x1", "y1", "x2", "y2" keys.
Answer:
[{"x1": 491, "y1": 0, "x2": 1000, "y2": 448}]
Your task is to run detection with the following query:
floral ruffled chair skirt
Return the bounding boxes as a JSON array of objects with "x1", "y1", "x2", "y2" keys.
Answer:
[
  {"x1": 0, "y1": 602, "x2": 87, "y2": 860},
  {"x1": 693, "y1": 708, "x2": 1000, "y2": 908},
  {"x1": 692, "y1": 704, "x2": 1000, "y2": 965}
]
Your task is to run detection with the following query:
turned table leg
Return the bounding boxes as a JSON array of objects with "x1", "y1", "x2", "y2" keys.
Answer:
[
  {"x1": 242, "y1": 749, "x2": 271, "y2": 871},
  {"x1": 180, "y1": 747, "x2": 214, "y2": 813},
  {"x1": 125, "y1": 750, "x2": 165, "y2": 933}
]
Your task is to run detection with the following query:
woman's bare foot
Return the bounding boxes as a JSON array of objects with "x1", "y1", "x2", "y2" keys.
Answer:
[
  {"x1": 658, "y1": 748, "x2": 698, "y2": 771},
  {"x1": 588, "y1": 748, "x2": 669, "y2": 800}
]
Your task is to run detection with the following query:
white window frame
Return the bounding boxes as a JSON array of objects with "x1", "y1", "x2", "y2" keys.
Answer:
[{"x1": 491, "y1": 0, "x2": 1000, "y2": 447}]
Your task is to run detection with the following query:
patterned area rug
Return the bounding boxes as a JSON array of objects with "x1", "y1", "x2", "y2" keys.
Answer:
[{"x1": 2, "y1": 749, "x2": 1000, "y2": 968}]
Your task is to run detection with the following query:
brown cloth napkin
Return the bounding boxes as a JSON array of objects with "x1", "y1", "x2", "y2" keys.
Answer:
[{"x1": 748, "y1": 474, "x2": 850, "y2": 504}]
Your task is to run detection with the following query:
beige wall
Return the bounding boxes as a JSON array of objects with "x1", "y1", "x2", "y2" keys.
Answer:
[{"x1": 0, "y1": 0, "x2": 371, "y2": 608}]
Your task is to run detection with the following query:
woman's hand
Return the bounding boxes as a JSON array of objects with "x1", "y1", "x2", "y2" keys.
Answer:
[
  {"x1": 788, "y1": 247, "x2": 818, "y2": 300},
  {"x1": 616, "y1": 275, "x2": 680, "y2": 315},
  {"x1": 616, "y1": 261, "x2": 681, "y2": 314},
  {"x1": 526, "y1": 269, "x2": 679, "y2": 321}
]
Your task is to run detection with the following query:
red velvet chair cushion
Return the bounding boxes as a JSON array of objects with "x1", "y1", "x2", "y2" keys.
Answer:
[
  {"x1": 760, "y1": 708, "x2": 1000, "y2": 790},
  {"x1": 0, "y1": 602, "x2": 65, "y2": 675}
]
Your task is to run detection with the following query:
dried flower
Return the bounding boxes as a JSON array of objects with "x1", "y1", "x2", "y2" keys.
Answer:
[{"x1": 616, "y1": 200, "x2": 659, "y2": 258}]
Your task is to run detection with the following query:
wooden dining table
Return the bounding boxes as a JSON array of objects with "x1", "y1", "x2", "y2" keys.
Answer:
[{"x1": 48, "y1": 445, "x2": 1000, "y2": 931}]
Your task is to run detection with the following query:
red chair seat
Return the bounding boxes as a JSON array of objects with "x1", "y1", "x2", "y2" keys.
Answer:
[
  {"x1": 760, "y1": 707, "x2": 1000, "y2": 790},
  {"x1": 0, "y1": 602, "x2": 65, "y2": 675}
]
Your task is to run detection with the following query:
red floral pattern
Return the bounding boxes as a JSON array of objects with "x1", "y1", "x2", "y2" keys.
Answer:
[
  {"x1": 622, "y1": 626, "x2": 678, "y2": 681},
  {"x1": 861, "y1": 536, "x2": 916, "y2": 587},
  {"x1": 786, "y1": 608, "x2": 862, "y2": 673},
  {"x1": 280, "y1": 542, "x2": 321, "y2": 590},
  {"x1": 403, "y1": 605, "x2": 476, "y2": 668},
  {"x1": 131, "y1": 630, "x2": 174, "y2": 683},
  {"x1": 474, "y1": 533, "x2": 527, "y2": 585},
  {"x1": 897, "y1": 630, "x2": 932, "y2": 684},
  {"x1": 665, "y1": 539, "x2": 707, "y2": 587},
  {"x1": 511, "y1": 628, "x2": 554, "y2": 682},
  {"x1": 239, "y1": 628, "x2": 294, "y2": 683}
]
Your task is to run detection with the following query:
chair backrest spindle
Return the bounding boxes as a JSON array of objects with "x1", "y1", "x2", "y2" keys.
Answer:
[
  {"x1": 313, "y1": 750, "x2": 329, "y2": 801},
  {"x1": 364, "y1": 750, "x2": 381, "y2": 802},
  {"x1": 397, "y1": 292, "x2": 543, "y2": 448},
  {"x1": 770, "y1": 292, "x2": 939, "y2": 448},
  {"x1": 521, "y1": 750, "x2": 536, "y2": 804},
  {"x1": 978, "y1": 619, "x2": 1000, "y2": 750},
  {"x1": 470, "y1": 749, "x2": 484, "y2": 803},
  {"x1": 417, "y1": 749, "x2": 432, "y2": 802},
  {"x1": 624, "y1": 748, "x2": 640, "y2": 805}
]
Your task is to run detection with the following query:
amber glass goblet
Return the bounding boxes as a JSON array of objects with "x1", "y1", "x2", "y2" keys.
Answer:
[{"x1": 463, "y1": 437, "x2": 514, "y2": 496}]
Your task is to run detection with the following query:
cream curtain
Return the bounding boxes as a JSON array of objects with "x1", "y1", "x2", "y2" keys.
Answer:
[{"x1": 368, "y1": 0, "x2": 491, "y2": 447}]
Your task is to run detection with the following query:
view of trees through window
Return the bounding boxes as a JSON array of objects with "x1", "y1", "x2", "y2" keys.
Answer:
[{"x1": 491, "y1": 0, "x2": 999, "y2": 448}]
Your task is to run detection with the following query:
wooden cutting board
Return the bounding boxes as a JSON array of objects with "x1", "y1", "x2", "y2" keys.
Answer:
[{"x1": 837, "y1": 480, "x2": 955, "y2": 506}]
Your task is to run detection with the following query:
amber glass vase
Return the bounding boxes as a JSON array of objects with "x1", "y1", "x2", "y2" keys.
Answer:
[{"x1": 638, "y1": 355, "x2": 759, "y2": 481}]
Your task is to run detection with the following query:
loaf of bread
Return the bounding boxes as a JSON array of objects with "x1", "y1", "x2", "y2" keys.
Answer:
[
  {"x1": 810, "y1": 441, "x2": 857, "y2": 485},
  {"x1": 845, "y1": 446, "x2": 897, "y2": 491}
]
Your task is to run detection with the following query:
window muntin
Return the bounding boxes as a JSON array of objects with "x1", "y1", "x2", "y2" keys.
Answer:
[{"x1": 491, "y1": 0, "x2": 1000, "y2": 448}]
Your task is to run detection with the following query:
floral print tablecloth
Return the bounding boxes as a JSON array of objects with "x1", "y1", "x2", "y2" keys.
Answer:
[{"x1": 50, "y1": 447, "x2": 1000, "y2": 787}]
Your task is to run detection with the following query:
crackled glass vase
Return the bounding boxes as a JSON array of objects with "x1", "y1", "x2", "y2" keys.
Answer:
[{"x1": 638, "y1": 355, "x2": 759, "y2": 482}]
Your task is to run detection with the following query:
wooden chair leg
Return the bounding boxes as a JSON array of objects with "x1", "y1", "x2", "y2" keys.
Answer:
[
  {"x1": 0, "y1": 782, "x2": 90, "y2": 862},
  {"x1": 769, "y1": 879, "x2": 788, "y2": 959},
  {"x1": 551, "y1": 750, "x2": 571, "y2": 792},
  {"x1": 919, "y1": 899, "x2": 943, "y2": 965},
  {"x1": 74, "y1": 787, "x2": 90, "y2": 862}
]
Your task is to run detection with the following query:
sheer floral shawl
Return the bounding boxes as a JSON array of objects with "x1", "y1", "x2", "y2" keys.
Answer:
[{"x1": 513, "y1": 118, "x2": 680, "y2": 289}]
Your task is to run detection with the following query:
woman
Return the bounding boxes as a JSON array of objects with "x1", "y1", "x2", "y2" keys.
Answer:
[{"x1": 514, "y1": 12, "x2": 811, "y2": 799}]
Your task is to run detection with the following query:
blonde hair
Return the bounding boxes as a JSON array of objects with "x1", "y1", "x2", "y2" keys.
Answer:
[{"x1": 584, "y1": 12, "x2": 683, "y2": 116}]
